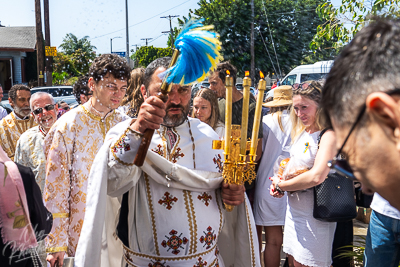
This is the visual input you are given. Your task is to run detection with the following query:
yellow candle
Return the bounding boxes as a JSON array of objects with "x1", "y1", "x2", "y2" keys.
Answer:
[
  {"x1": 240, "y1": 73, "x2": 251, "y2": 155},
  {"x1": 250, "y1": 72, "x2": 267, "y2": 156},
  {"x1": 224, "y1": 72, "x2": 233, "y2": 156}
]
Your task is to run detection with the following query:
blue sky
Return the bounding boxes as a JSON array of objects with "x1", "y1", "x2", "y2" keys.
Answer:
[{"x1": 0, "y1": 0, "x2": 342, "y2": 55}]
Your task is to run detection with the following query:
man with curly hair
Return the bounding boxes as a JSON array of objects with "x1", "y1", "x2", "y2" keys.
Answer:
[
  {"x1": 0, "y1": 84, "x2": 36, "y2": 160},
  {"x1": 43, "y1": 54, "x2": 131, "y2": 266},
  {"x1": 73, "y1": 75, "x2": 92, "y2": 105}
]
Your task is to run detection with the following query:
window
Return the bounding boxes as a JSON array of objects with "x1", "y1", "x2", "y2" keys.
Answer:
[
  {"x1": 281, "y1": 75, "x2": 296, "y2": 86},
  {"x1": 300, "y1": 73, "x2": 327, "y2": 83}
]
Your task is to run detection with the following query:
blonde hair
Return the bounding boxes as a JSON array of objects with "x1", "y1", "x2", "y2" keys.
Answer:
[
  {"x1": 270, "y1": 106, "x2": 290, "y2": 132},
  {"x1": 121, "y1": 68, "x2": 145, "y2": 117},
  {"x1": 290, "y1": 80, "x2": 325, "y2": 142},
  {"x1": 192, "y1": 88, "x2": 221, "y2": 130}
]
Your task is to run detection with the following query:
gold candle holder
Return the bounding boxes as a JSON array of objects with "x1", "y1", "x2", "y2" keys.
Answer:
[
  {"x1": 249, "y1": 71, "x2": 266, "y2": 157},
  {"x1": 240, "y1": 71, "x2": 251, "y2": 156}
]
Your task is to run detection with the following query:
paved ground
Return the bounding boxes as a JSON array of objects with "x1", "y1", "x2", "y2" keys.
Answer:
[{"x1": 259, "y1": 218, "x2": 369, "y2": 267}]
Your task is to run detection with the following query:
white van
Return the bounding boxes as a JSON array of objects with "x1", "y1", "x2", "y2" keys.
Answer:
[{"x1": 280, "y1": 60, "x2": 334, "y2": 86}]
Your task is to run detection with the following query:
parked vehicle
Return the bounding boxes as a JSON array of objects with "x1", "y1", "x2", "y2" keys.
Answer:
[
  {"x1": 30, "y1": 86, "x2": 73, "y2": 97},
  {"x1": 280, "y1": 60, "x2": 334, "y2": 86}
]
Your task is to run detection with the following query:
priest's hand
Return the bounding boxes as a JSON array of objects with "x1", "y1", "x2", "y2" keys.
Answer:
[
  {"x1": 221, "y1": 182, "x2": 245, "y2": 206},
  {"x1": 131, "y1": 95, "x2": 166, "y2": 134},
  {"x1": 47, "y1": 251, "x2": 65, "y2": 267}
]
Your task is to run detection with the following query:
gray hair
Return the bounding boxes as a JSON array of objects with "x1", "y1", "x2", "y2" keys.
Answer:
[{"x1": 30, "y1": 92, "x2": 55, "y2": 110}]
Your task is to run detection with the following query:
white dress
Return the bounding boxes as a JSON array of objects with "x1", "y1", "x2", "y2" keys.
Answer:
[
  {"x1": 253, "y1": 111, "x2": 291, "y2": 226},
  {"x1": 283, "y1": 131, "x2": 336, "y2": 267}
]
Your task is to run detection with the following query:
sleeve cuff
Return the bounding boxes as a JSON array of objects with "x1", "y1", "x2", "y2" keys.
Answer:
[
  {"x1": 111, "y1": 127, "x2": 142, "y2": 166},
  {"x1": 46, "y1": 246, "x2": 68, "y2": 253}
]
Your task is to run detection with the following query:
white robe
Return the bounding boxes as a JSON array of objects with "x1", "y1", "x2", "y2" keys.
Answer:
[{"x1": 75, "y1": 118, "x2": 260, "y2": 267}]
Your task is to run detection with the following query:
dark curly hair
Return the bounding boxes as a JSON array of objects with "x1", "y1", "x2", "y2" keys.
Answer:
[
  {"x1": 210, "y1": 61, "x2": 238, "y2": 85},
  {"x1": 89, "y1": 54, "x2": 131, "y2": 83},
  {"x1": 9, "y1": 84, "x2": 30, "y2": 102},
  {"x1": 73, "y1": 75, "x2": 90, "y2": 104}
]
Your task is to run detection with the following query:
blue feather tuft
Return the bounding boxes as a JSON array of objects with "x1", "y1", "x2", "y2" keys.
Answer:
[{"x1": 163, "y1": 19, "x2": 222, "y2": 85}]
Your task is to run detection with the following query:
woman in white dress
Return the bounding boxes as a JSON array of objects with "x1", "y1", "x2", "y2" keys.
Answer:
[
  {"x1": 253, "y1": 86, "x2": 293, "y2": 267},
  {"x1": 192, "y1": 88, "x2": 225, "y2": 138},
  {"x1": 270, "y1": 81, "x2": 337, "y2": 267}
]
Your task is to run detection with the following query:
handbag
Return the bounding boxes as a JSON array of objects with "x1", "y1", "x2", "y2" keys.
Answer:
[{"x1": 313, "y1": 129, "x2": 357, "y2": 222}]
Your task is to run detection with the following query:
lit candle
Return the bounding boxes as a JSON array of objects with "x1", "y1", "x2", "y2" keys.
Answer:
[
  {"x1": 250, "y1": 71, "x2": 266, "y2": 156},
  {"x1": 240, "y1": 71, "x2": 251, "y2": 155},
  {"x1": 224, "y1": 70, "x2": 233, "y2": 158}
]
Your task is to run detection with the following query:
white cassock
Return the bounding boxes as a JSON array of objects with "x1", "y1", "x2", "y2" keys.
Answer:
[{"x1": 76, "y1": 118, "x2": 260, "y2": 267}]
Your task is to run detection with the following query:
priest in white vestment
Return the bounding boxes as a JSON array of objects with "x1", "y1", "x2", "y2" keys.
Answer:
[
  {"x1": 76, "y1": 57, "x2": 261, "y2": 267},
  {"x1": 15, "y1": 92, "x2": 59, "y2": 192},
  {"x1": 0, "y1": 84, "x2": 36, "y2": 160},
  {"x1": 43, "y1": 54, "x2": 131, "y2": 267}
]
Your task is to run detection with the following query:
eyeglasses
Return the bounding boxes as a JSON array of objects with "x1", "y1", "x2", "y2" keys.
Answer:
[
  {"x1": 61, "y1": 106, "x2": 70, "y2": 111},
  {"x1": 328, "y1": 88, "x2": 400, "y2": 180},
  {"x1": 33, "y1": 104, "x2": 56, "y2": 115}
]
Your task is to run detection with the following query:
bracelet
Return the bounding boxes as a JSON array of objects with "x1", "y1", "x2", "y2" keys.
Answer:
[
  {"x1": 127, "y1": 127, "x2": 143, "y2": 137},
  {"x1": 275, "y1": 181, "x2": 284, "y2": 194}
]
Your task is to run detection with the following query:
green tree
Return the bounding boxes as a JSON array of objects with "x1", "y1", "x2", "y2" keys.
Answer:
[
  {"x1": 311, "y1": 0, "x2": 400, "y2": 50},
  {"x1": 52, "y1": 33, "x2": 97, "y2": 84},
  {"x1": 190, "y1": 0, "x2": 334, "y2": 78},
  {"x1": 134, "y1": 46, "x2": 174, "y2": 67}
]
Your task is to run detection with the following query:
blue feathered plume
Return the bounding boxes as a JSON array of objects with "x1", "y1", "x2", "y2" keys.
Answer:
[{"x1": 162, "y1": 19, "x2": 222, "y2": 85}]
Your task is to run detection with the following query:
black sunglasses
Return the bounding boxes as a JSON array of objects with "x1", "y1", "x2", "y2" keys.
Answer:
[
  {"x1": 328, "y1": 88, "x2": 400, "y2": 180},
  {"x1": 33, "y1": 104, "x2": 56, "y2": 115}
]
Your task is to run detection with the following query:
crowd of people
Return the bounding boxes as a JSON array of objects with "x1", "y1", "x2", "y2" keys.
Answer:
[{"x1": 0, "y1": 19, "x2": 399, "y2": 267}]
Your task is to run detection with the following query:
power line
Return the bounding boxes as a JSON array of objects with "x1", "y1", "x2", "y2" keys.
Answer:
[
  {"x1": 161, "y1": 15, "x2": 179, "y2": 47},
  {"x1": 90, "y1": 0, "x2": 191, "y2": 40},
  {"x1": 141, "y1": 38, "x2": 153, "y2": 46}
]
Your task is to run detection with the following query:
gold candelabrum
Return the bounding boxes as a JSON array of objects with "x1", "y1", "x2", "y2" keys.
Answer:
[{"x1": 213, "y1": 70, "x2": 266, "y2": 211}]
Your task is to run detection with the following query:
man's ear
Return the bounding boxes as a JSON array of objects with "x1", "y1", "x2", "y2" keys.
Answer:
[
  {"x1": 366, "y1": 92, "x2": 400, "y2": 148},
  {"x1": 140, "y1": 84, "x2": 148, "y2": 100},
  {"x1": 8, "y1": 97, "x2": 13, "y2": 108},
  {"x1": 88, "y1": 77, "x2": 96, "y2": 93}
]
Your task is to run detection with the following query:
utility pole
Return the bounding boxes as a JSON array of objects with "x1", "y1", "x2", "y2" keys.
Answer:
[
  {"x1": 44, "y1": 0, "x2": 52, "y2": 86},
  {"x1": 250, "y1": 0, "x2": 255, "y2": 85},
  {"x1": 125, "y1": 0, "x2": 130, "y2": 64},
  {"x1": 141, "y1": 38, "x2": 152, "y2": 46},
  {"x1": 160, "y1": 15, "x2": 179, "y2": 48},
  {"x1": 35, "y1": 0, "x2": 44, "y2": 86}
]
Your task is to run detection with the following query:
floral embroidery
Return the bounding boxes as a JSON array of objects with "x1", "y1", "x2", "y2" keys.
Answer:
[
  {"x1": 213, "y1": 154, "x2": 223, "y2": 173},
  {"x1": 199, "y1": 226, "x2": 216, "y2": 249},
  {"x1": 158, "y1": 192, "x2": 178, "y2": 210},
  {"x1": 161, "y1": 229, "x2": 188, "y2": 255},
  {"x1": 151, "y1": 144, "x2": 164, "y2": 157},
  {"x1": 112, "y1": 136, "x2": 131, "y2": 154},
  {"x1": 148, "y1": 260, "x2": 170, "y2": 267},
  {"x1": 197, "y1": 192, "x2": 212, "y2": 207},
  {"x1": 171, "y1": 147, "x2": 184, "y2": 163},
  {"x1": 194, "y1": 257, "x2": 208, "y2": 267}
]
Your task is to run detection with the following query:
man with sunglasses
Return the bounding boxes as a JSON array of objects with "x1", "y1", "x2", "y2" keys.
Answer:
[
  {"x1": 43, "y1": 54, "x2": 131, "y2": 267},
  {"x1": 14, "y1": 92, "x2": 58, "y2": 266},
  {"x1": 0, "y1": 84, "x2": 36, "y2": 160},
  {"x1": 322, "y1": 20, "x2": 400, "y2": 267}
]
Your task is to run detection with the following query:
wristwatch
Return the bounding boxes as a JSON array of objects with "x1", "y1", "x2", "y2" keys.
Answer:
[{"x1": 275, "y1": 181, "x2": 284, "y2": 194}]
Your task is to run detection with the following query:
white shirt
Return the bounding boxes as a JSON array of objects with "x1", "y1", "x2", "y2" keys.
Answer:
[{"x1": 370, "y1": 193, "x2": 400, "y2": 220}]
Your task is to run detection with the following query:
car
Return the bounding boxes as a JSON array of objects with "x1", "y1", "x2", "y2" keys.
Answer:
[
  {"x1": 30, "y1": 86, "x2": 74, "y2": 97},
  {"x1": 280, "y1": 60, "x2": 334, "y2": 86}
]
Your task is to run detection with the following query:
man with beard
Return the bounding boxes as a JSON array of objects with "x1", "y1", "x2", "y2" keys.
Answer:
[
  {"x1": 15, "y1": 92, "x2": 58, "y2": 192},
  {"x1": 0, "y1": 84, "x2": 36, "y2": 160},
  {"x1": 43, "y1": 54, "x2": 130, "y2": 267},
  {"x1": 75, "y1": 57, "x2": 260, "y2": 267}
]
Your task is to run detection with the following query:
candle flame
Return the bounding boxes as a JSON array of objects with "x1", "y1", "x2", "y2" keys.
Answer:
[
  {"x1": 226, "y1": 70, "x2": 230, "y2": 75},
  {"x1": 260, "y1": 71, "x2": 264, "y2": 79},
  {"x1": 245, "y1": 71, "x2": 249, "y2": 77}
]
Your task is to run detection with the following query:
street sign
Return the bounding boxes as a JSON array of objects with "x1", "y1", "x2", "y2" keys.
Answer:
[
  {"x1": 112, "y1": 51, "x2": 126, "y2": 57},
  {"x1": 45, "y1": 46, "x2": 57, "y2": 57}
]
